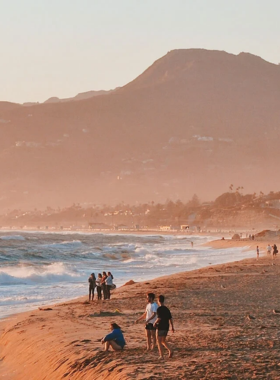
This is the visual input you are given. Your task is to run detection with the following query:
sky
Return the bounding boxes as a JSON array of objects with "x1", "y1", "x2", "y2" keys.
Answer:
[{"x1": 1, "y1": 0, "x2": 280, "y2": 103}]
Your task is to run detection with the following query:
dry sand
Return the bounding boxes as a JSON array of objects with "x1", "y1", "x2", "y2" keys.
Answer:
[{"x1": 1, "y1": 246, "x2": 280, "y2": 379}]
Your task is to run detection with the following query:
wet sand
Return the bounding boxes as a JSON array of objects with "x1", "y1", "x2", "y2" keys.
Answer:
[{"x1": 1, "y1": 252, "x2": 280, "y2": 379}]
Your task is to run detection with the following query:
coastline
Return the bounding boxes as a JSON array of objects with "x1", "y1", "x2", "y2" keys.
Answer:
[
  {"x1": 205, "y1": 237, "x2": 278, "y2": 252},
  {"x1": 0, "y1": 233, "x2": 255, "y2": 320},
  {"x1": 1, "y1": 246, "x2": 280, "y2": 379}
]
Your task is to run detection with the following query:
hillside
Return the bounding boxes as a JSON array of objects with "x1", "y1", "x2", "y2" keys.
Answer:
[
  {"x1": 43, "y1": 89, "x2": 117, "y2": 104},
  {"x1": 0, "y1": 49, "x2": 280, "y2": 210}
]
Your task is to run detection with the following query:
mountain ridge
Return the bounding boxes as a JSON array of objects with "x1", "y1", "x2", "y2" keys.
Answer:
[{"x1": 0, "y1": 48, "x2": 280, "y2": 210}]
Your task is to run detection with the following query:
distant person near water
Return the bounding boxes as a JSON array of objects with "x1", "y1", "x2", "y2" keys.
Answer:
[
  {"x1": 88, "y1": 273, "x2": 96, "y2": 301},
  {"x1": 135, "y1": 292, "x2": 158, "y2": 351},
  {"x1": 153, "y1": 295, "x2": 174, "y2": 359},
  {"x1": 267, "y1": 244, "x2": 272, "y2": 255},
  {"x1": 101, "y1": 323, "x2": 126, "y2": 351},
  {"x1": 191, "y1": 241, "x2": 193, "y2": 248},
  {"x1": 256, "y1": 246, "x2": 259, "y2": 260},
  {"x1": 273, "y1": 244, "x2": 278, "y2": 258}
]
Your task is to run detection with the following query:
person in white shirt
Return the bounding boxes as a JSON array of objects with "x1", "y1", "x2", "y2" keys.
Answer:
[
  {"x1": 105, "y1": 272, "x2": 113, "y2": 300},
  {"x1": 135, "y1": 292, "x2": 158, "y2": 350},
  {"x1": 267, "y1": 244, "x2": 272, "y2": 255}
]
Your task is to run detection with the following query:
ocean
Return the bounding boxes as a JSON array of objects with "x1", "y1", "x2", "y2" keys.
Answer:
[{"x1": 0, "y1": 231, "x2": 254, "y2": 319}]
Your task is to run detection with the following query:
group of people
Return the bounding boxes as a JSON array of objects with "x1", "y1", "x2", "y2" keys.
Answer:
[
  {"x1": 88, "y1": 271, "x2": 115, "y2": 301},
  {"x1": 102, "y1": 292, "x2": 174, "y2": 359},
  {"x1": 266, "y1": 244, "x2": 278, "y2": 257},
  {"x1": 256, "y1": 244, "x2": 278, "y2": 259}
]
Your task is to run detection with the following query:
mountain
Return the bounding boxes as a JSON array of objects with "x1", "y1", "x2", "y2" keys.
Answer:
[
  {"x1": 0, "y1": 48, "x2": 280, "y2": 211},
  {"x1": 44, "y1": 89, "x2": 117, "y2": 104}
]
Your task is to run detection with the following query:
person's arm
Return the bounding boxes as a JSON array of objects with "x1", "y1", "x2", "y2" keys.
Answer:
[
  {"x1": 101, "y1": 330, "x2": 117, "y2": 344},
  {"x1": 135, "y1": 311, "x2": 147, "y2": 323},
  {"x1": 169, "y1": 317, "x2": 175, "y2": 333},
  {"x1": 153, "y1": 316, "x2": 161, "y2": 328},
  {"x1": 146, "y1": 311, "x2": 156, "y2": 323}
]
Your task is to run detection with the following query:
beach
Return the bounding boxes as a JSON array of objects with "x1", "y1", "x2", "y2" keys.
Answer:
[{"x1": 1, "y1": 244, "x2": 280, "y2": 379}]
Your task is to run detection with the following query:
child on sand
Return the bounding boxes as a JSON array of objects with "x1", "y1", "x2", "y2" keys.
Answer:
[
  {"x1": 153, "y1": 295, "x2": 174, "y2": 359},
  {"x1": 101, "y1": 323, "x2": 126, "y2": 351}
]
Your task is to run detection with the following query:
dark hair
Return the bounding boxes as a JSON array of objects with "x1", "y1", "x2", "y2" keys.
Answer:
[
  {"x1": 98, "y1": 273, "x2": 102, "y2": 278},
  {"x1": 103, "y1": 271, "x2": 107, "y2": 276},
  {"x1": 147, "y1": 292, "x2": 155, "y2": 301},
  {"x1": 158, "y1": 295, "x2": 165, "y2": 303},
  {"x1": 91, "y1": 273, "x2": 96, "y2": 278},
  {"x1": 108, "y1": 271, "x2": 114, "y2": 279},
  {"x1": 111, "y1": 323, "x2": 121, "y2": 330}
]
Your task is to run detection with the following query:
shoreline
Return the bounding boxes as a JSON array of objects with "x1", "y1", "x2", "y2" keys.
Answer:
[
  {"x1": 0, "y1": 236, "x2": 256, "y2": 321},
  {"x1": 2, "y1": 245, "x2": 280, "y2": 379}
]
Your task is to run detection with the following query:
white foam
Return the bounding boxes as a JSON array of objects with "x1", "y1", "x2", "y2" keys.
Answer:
[
  {"x1": 0, "y1": 262, "x2": 83, "y2": 285},
  {"x1": 0, "y1": 235, "x2": 25, "y2": 241}
]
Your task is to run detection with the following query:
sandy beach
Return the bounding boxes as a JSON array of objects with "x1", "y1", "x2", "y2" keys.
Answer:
[{"x1": 1, "y1": 243, "x2": 280, "y2": 379}]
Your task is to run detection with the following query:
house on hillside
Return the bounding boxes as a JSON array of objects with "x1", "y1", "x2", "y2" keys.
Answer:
[
  {"x1": 160, "y1": 225, "x2": 172, "y2": 231},
  {"x1": 88, "y1": 222, "x2": 111, "y2": 230},
  {"x1": 180, "y1": 224, "x2": 189, "y2": 230}
]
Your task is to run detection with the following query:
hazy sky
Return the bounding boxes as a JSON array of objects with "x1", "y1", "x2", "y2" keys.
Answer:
[{"x1": 1, "y1": 0, "x2": 280, "y2": 103}]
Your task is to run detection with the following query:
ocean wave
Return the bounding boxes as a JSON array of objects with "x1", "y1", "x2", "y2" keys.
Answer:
[
  {"x1": 42, "y1": 240, "x2": 83, "y2": 249},
  {"x1": 0, "y1": 262, "x2": 83, "y2": 285},
  {"x1": 0, "y1": 235, "x2": 25, "y2": 241}
]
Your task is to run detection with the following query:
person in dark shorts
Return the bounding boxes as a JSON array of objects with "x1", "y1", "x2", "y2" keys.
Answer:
[
  {"x1": 135, "y1": 292, "x2": 158, "y2": 350},
  {"x1": 101, "y1": 323, "x2": 126, "y2": 351},
  {"x1": 88, "y1": 273, "x2": 96, "y2": 301},
  {"x1": 153, "y1": 295, "x2": 174, "y2": 359},
  {"x1": 96, "y1": 273, "x2": 102, "y2": 300}
]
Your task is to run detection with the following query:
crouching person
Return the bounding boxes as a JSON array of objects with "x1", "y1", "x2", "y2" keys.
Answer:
[{"x1": 101, "y1": 323, "x2": 126, "y2": 351}]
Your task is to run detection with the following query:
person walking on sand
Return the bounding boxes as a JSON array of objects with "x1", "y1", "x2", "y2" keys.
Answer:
[
  {"x1": 153, "y1": 295, "x2": 174, "y2": 359},
  {"x1": 96, "y1": 273, "x2": 102, "y2": 300},
  {"x1": 135, "y1": 292, "x2": 158, "y2": 351},
  {"x1": 88, "y1": 273, "x2": 96, "y2": 301},
  {"x1": 267, "y1": 244, "x2": 272, "y2": 255},
  {"x1": 256, "y1": 246, "x2": 259, "y2": 260},
  {"x1": 101, "y1": 323, "x2": 126, "y2": 351}
]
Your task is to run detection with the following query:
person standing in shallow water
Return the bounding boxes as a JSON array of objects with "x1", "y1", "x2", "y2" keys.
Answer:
[
  {"x1": 273, "y1": 244, "x2": 278, "y2": 258},
  {"x1": 267, "y1": 244, "x2": 272, "y2": 255},
  {"x1": 154, "y1": 295, "x2": 174, "y2": 359},
  {"x1": 135, "y1": 292, "x2": 158, "y2": 350},
  {"x1": 88, "y1": 273, "x2": 96, "y2": 301}
]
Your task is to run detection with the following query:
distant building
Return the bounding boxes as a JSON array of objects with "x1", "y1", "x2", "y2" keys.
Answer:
[
  {"x1": 180, "y1": 224, "x2": 189, "y2": 230},
  {"x1": 160, "y1": 225, "x2": 172, "y2": 231},
  {"x1": 88, "y1": 222, "x2": 111, "y2": 230}
]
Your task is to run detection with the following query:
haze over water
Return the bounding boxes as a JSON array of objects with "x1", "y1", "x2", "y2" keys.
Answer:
[{"x1": 0, "y1": 231, "x2": 255, "y2": 319}]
